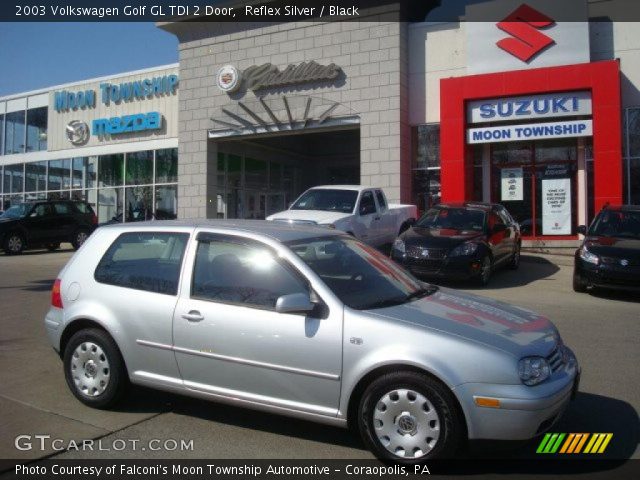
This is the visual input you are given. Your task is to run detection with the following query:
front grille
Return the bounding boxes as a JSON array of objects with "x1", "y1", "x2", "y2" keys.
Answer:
[
  {"x1": 547, "y1": 346, "x2": 564, "y2": 373},
  {"x1": 406, "y1": 246, "x2": 448, "y2": 260}
]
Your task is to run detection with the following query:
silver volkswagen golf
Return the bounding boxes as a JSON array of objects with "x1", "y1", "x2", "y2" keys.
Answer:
[{"x1": 44, "y1": 220, "x2": 580, "y2": 463}]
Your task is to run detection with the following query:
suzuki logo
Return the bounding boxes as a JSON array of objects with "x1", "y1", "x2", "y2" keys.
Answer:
[{"x1": 497, "y1": 4, "x2": 556, "y2": 62}]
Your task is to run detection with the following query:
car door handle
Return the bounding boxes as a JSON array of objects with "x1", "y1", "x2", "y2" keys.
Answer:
[
  {"x1": 374, "y1": 216, "x2": 381, "y2": 221},
  {"x1": 181, "y1": 311, "x2": 204, "y2": 322}
]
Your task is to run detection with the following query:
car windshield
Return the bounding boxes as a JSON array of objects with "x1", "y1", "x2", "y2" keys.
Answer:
[
  {"x1": 290, "y1": 189, "x2": 358, "y2": 213},
  {"x1": 415, "y1": 207, "x2": 486, "y2": 232},
  {"x1": 286, "y1": 236, "x2": 437, "y2": 310},
  {"x1": 2, "y1": 204, "x2": 31, "y2": 219},
  {"x1": 589, "y1": 210, "x2": 640, "y2": 239}
]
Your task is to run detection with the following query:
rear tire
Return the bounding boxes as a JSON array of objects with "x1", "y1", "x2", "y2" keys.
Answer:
[
  {"x1": 71, "y1": 229, "x2": 89, "y2": 250},
  {"x1": 3, "y1": 232, "x2": 24, "y2": 255},
  {"x1": 573, "y1": 271, "x2": 588, "y2": 293},
  {"x1": 63, "y1": 328, "x2": 128, "y2": 409},
  {"x1": 358, "y1": 371, "x2": 464, "y2": 463}
]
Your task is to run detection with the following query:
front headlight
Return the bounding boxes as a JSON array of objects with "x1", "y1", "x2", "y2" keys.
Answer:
[
  {"x1": 449, "y1": 242, "x2": 478, "y2": 257},
  {"x1": 393, "y1": 238, "x2": 405, "y2": 253},
  {"x1": 518, "y1": 357, "x2": 551, "y2": 386},
  {"x1": 579, "y1": 246, "x2": 600, "y2": 265}
]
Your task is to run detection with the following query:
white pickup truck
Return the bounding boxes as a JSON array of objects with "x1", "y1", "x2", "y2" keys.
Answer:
[{"x1": 266, "y1": 185, "x2": 418, "y2": 248}]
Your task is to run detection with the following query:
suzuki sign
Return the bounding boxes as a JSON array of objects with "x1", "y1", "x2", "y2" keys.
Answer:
[{"x1": 466, "y1": 0, "x2": 589, "y2": 75}]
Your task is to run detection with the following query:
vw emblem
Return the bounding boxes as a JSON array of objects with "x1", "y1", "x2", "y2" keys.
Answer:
[
  {"x1": 620, "y1": 259, "x2": 629, "y2": 267},
  {"x1": 66, "y1": 120, "x2": 90, "y2": 145}
]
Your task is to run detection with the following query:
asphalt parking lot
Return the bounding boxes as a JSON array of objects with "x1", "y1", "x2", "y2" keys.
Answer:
[{"x1": 0, "y1": 247, "x2": 638, "y2": 462}]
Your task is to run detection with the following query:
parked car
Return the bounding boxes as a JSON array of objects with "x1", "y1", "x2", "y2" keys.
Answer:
[
  {"x1": 45, "y1": 220, "x2": 579, "y2": 463},
  {"x1": 573, "y1": 205, "x2": 640, "y2": 293},
  {"x1": 391, "y1": 203, "x2": 521, "y2": 286},
  {"x1": 0, "y1": 200, "x2": 97, "y2": 255},
  {"x1": 266, "y1": 186, "x2": 417, "y2": 248}
]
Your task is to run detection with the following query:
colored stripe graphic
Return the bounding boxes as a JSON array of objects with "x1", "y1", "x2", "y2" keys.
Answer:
[{"x1": 537, "y1": 433, "x2": 613, "y2": 454}]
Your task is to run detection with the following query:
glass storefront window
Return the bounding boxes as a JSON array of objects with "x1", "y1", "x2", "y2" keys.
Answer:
[
  {"x1": 48, "y1": 159, "x2": 71, "y2": 191},
  {"x1": 99, "y1": 154, "x2": 124, "y2": 187},
  {"x1": 534, "y1": 139, "x2": 577, "y2": 163},
  {"x1": 47, "y1": 191, "x2": 70, "y2": 200},
  {"x1": 156, "y1": 148, "x2": 178, "y2": 183},
  {"x1": 126, "y1": 150, "x2": 153, "y2": 186},
  {"x1": 98, "y1": 188, "x2": 124, "y2": 223},
  {"x1": 414, "y1": 124, "x2": 440, "y2": 169},
  {"x1": 0, "y1": 114, "x2": 4, "y2": 156},
  {"x1": 25, "y1": 161, "x2": 47, "y2": 192},
  {"x1": 26, "y1": 107, "x2": 47, "y2": 152},
  {"x1": 125, "y1": 185, "x2": 153, "y2": 222},
  {"x1": 216, "y1": 152, "x2": 226, "y2": 187},
  {"x1": 244, "y1": 157, "x2": 268, "y2": 190},
  {"x1": 4, "y1": 110, "x2": 26, "y2": 155},
  {"x1": 72, "y1": 157, "x2": 97, "y2": 189},
  {"x1": 5, "y1": 164, "x2": 24, "y2": 193},
  {"x1": 270, "y1": 162, "x2": 283, "y2": 190},
  {"x1": 629, "y1": 159, "x2": 640, "y2": 205},
  {"x1": 155, "y1": 185, "x2": 178, "y2": 220},
  {"x1": 412, "y1": 124, "x2": 442, "y2": 212}
]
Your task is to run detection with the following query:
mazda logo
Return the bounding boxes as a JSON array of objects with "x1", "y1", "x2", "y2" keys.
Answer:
[{"x1": 66, "y1": 120, "x2": 90, "y2": 145}]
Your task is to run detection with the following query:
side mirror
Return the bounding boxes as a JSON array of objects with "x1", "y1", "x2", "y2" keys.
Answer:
[
  {"x1": 492, "y1": 223, "x2": 507, "y2": 233},
  {"x1": 577, "y1": 225, "x2": 587, "y2": 235},
  {"x1": 275, "y1": 293, "x2": 315, "y2": 314}
]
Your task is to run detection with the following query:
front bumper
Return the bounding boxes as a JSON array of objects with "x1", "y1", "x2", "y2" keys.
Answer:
[
  {"x1": 453, "y1": 349, "x2": 580, "y2": 440},
  {"x1": 391, "y1": 251, "x2": 482, "y2": 281},
  {"x1": 576, "y1": 258, "x2": 640, "y2": 291}
]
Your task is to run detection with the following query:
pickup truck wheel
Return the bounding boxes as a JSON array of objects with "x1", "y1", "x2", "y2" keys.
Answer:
[
  {"x1": 358, "y1": 372, "x2": 463, "y2": 463},
  {"x1": 63, "y1": 329, "x2": 127, "y2": 409},
  {"x1": 3, "y1": 232, "x2": 25, "y2": 255},
  {"x1": 71, "y1": 229, "x2": 89, "y2": 250}
]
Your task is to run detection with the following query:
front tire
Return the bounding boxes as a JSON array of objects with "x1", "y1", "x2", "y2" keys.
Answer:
[
  {"x1": 358, "y1": 372, "x2": 464, "y2": 463},
  {"x1": 476, "y1": 255, "x2": 492, "y2": 286},
  {"x1": 573, "y1": 271, "x2": 588, "y2": 293},
  {"x1": 3, "y1": 232, "x2": 25, "y2": 255},
  {"x1": 63, "y1": 328, "x2": 127, "y2": 409},
  {"x1": 509, "y1": 243, "x2": 521, "y2": 270}
]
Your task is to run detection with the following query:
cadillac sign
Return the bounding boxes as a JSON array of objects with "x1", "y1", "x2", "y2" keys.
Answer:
[{"x1": 217, "y1": 61, "x2": 343, "y2": 94}]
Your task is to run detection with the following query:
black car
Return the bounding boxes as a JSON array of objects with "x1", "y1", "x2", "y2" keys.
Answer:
[
  {"x1": 573, "y1": 205, "x2": 640, "y2": 293},
  {"x1": 0, "y1": 200, "x2": 97, "y2": 255},
  {"x1": 391, "y1": 202, "x2": 521, "y2": 285}
]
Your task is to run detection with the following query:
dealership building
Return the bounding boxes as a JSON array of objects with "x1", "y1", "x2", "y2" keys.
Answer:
[{"x1": 1, "y1": 0, "x2": 639, "y2": 245}]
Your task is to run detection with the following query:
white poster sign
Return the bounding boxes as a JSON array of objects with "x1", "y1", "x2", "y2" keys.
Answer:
[
  {"x1": 542, "y1": 178, "x2": 572, "y2": 235},
  {"x1": 501, "y1": 168, "x2": 523, "y2": 201},
  {"x1": 467, "y1": 120, "x2": 592, "y2": 144}
]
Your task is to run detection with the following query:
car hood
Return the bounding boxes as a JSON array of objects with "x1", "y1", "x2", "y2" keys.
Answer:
[
  {"x1": 0, "y1": 217, "x2": 19, "y2": 227},
  {"x1": 266, "y1": 209, "x2": 352, "y2": 225},
  {"x1": 584, "y1": 236, "x2": 640, "y2": 260},
  {"x1": 365, "y1": 287, "x2": 558, "y2": 358},
  {"x1": 402, "y1": 226, "x2": 485, "y2": 248}
]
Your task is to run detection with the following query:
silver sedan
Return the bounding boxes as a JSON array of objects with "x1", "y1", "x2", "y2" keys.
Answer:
[{"x1": 44, "y1": 220, "x2": 580, "y2": 463}]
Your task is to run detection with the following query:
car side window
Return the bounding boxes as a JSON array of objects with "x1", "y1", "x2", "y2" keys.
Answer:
[
  {"x1": 31, "y1": 204, "x2": 52, "y2": 217},
  {"x1": 95, "y1": 232, "x2": 189, "y2": 295},
  {"x1": 359, "y1": 191, "x2": 376, "y2": 216},
  {"x1": 53, "y1": 203, "x2": 70, "y2": 215},
  {"x1": 496, "y1": 209, "x2": 512, "y2": 225},
  {"x1": 375, "y1": 190, "x2": 387, "y2": 211},
  {"x1": 192, "y1": 239, "x2": 308, "y2": 310}
]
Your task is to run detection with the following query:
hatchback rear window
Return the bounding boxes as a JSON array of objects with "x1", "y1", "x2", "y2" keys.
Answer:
[{"x1": 95, "y1": 232, "x2": 189, "y2": 295}]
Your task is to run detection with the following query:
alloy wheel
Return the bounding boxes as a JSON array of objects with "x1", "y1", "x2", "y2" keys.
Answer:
[
  {"x1": 7, "y1": 235, "x2": 23, "y2": 253},
  {"x1": 76, "y1": 231, "x2": 88, "y2": 246}
]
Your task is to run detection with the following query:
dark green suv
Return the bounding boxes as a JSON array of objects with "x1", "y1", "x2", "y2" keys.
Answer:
[{"x1": 0, "y1": 201, "x2": 97, "y2": 255}]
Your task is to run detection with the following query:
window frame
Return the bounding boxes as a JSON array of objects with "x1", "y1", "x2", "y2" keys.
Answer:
[
  {"x1": 190, "y1": 232, "x2": 312, "y2": 312},
  {"x1": 358, "y1": 190, "x2": 377, "y2": 216}
]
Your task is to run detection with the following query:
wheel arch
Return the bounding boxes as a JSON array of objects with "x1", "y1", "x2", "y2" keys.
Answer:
[
  {"x1": 59, "y1": 318, "x2": 125, "y2": 368},
  {"x1": 345, "y1": 363, "x2": 469, "y2": 438}
]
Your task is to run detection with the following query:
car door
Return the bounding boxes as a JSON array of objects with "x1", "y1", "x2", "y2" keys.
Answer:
[
  {"x1": 52, "y1": 202, "x2": 76, "y2": 242},
  {"x1": 354, "y1": 190, "x2": 382, "y2": 246},
  {"x1": 24, "y1": 203, "x2": 57, "y2": 244},
  {"x1": 374, "y1": 189, "x2": 395, "y2": 244},
  {"x1": 487, "y1": 211, "x2": 509, "y2": 264},
  {"x1": 172, "y1": 231, "x2": 343, "y2": 416},
  {"x1": 496, "y1": 207, "x2": 517, "y2": 259}
]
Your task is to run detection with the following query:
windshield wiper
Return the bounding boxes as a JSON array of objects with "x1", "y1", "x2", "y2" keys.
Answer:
[{"x1": 363, "y1": 297, "x2": 408, "y2": 310}]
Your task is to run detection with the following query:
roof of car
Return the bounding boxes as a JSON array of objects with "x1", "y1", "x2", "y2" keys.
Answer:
[
  {"x1": 434, "y1": 202, "x2": 500, "y2": 211},
  {"x1": 97, "y1": 219, "x2": 347, "y2": 243},
  {"x1": 309, "y1": 185, "x2": 377, "y2": 192},
  {"x1": 603, "y1": 204, "x2": 640, "y2": 212}
]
